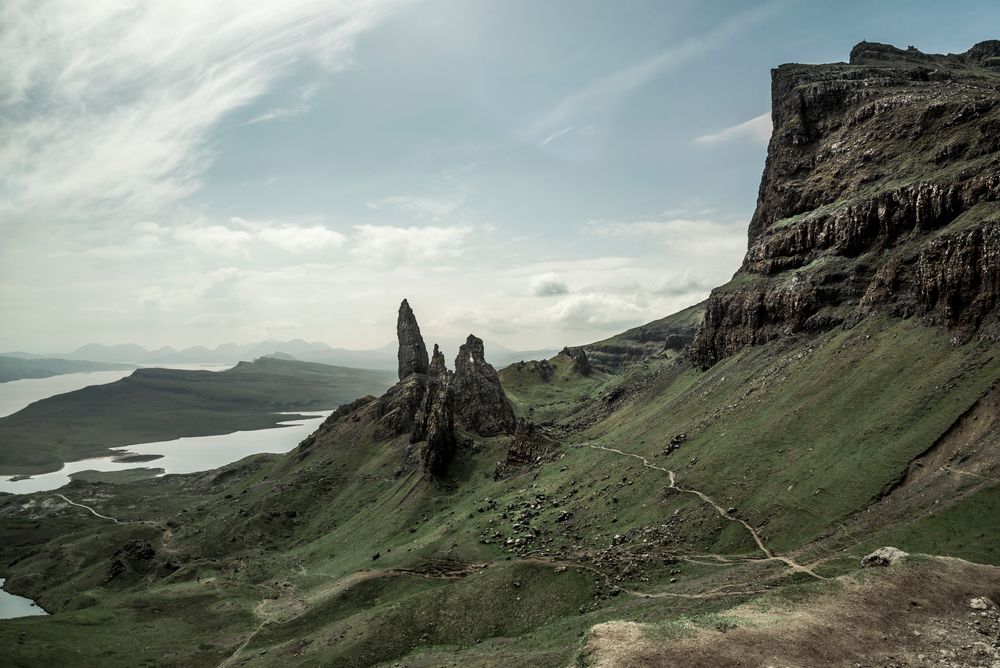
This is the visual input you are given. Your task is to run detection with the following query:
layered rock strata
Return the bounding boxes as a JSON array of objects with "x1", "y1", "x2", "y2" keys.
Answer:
[{"x1": 692, "y1": 41, "x2": 1000, "y2": 367}]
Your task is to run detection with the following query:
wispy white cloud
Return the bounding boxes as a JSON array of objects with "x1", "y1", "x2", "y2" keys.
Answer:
[
  {"x1": 0, "y1": 0, "x2": 402, "y2": 226},
  {"x1": 524, "y1": 1, "x2": 784, "y2": 142},
  {"x1": 246, "y1": 83, "x2": 322, "y2": 124},
  {"x1": 694, "y1": 112, "x2": 772, "y2": 146},
  {"x1": 540, "y1": 126, "x2": 575, "y2": 147},
  {"x1": 123, "y1": 216, "x2": 348, "y2": 258},
  {"x1": 587, "y1": 215, "x2": 747, "y2": 257},
  {"x1": 350, "y1": 224, "x2": 474, "y2": 264},
  {"x1": 366, "y1": 194, "x2": 465, "y2": 221},
  {"x1": 546, "y1": 293, "x2": 649, "y2": 330}
]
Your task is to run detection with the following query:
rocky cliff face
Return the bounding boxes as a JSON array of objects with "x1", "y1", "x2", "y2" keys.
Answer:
[
  {"x1": 692, "y1": 41, "x2": 1000, "y2": 367},
  {"x1": 411, "y1": 344, "x2": 456, "y2": 474},
  {"x1": 452, "y1": 334, "x2": 516, "y2": 436},
  {"x1": 397, "y1": 299, "x2": 429, "y2": 380}
]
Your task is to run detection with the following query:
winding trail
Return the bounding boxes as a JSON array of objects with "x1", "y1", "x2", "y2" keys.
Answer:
[
  {"x1": 217, "y1": 617, "x2": 268, "y2": 668},
  {"x1": 53, "y1": 493, "x2": 122, "y2": 524},
  {"x1": 586, "y1": 444, "x2": 826, "y2": 581}
]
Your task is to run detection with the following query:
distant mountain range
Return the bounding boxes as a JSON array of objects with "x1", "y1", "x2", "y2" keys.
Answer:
[{"x1": 2, "y1": 338, "x2": 558, "y2": 371}]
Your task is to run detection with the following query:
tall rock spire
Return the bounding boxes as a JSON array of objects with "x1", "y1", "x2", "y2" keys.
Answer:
[
  {"x1": 452, "y1": 334, "x2": 516, "y2": 436},
  {"x1": 396, "y1": 299, "x2": 429, "y2": 380}
]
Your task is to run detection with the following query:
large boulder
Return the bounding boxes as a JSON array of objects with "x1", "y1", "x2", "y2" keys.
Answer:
[
  {"x1": 452, "y1": 335, "x2": 516, "y2": 436},
  {"x1": 860, "y1": 546, "x2": 908, "y2": 568},
  {"x1": 396, "y1": 299, "x2": 429, "y2": 380}
]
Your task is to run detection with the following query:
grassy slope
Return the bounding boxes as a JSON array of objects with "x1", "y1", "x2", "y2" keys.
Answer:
[
  {"x1": 0, "y1": 358, "x2": 395, "y2": 475},
  {"x1": 499, "y1": 350, "x2": 608, "y2": 422},
  {"x1": 0, "y1": 318, "x2": 997, "y2": 667}
]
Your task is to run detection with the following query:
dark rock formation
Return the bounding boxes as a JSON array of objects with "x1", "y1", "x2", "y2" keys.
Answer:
[
  {"x1": 411, "y1": 344, "x2": 456, "y2": 474},
  {"x1": 586, "y1": 302, "x2": 705, "y2": 372},
  {"x1": 494, "y1": 418, "x2": 558, "y2": 479},
  {"x1": 374, "y1": 375, "x2": 426, "y2": 439},
  {"x1": 511, "y1": 358, "x2": 555, "y2": 382},
  {"x1": 396, "y1": 299, "x2": 429, "y2": 380},
  {"x1": 105, "y1": 539, "x2": 156, "y2": 582},
  {"x1": 452, "y1": 335, "x2": 516, "y2": 436},
  {"x1": 560, "y1": 346, "x2": 593, "y2": 376},
  {"x1": 693, "y1": 41, "x2": 1000, "y2": 367}
]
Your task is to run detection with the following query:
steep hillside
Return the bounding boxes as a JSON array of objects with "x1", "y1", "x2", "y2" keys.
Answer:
[{"x1": 1, "y1": 42, "x2": 998, "y2": 668}]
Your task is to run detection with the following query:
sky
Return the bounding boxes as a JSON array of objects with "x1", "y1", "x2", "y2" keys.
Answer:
[{"x1": 3, "y1": 0, "x2": 1000, "y2": 353}]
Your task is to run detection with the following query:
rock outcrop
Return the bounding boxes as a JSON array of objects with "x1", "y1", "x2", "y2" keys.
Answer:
[
  {"x1": 510, "y1": 358, "x2": 555, "y2": 382},
  {"x1": 452, "y1": 335, "x2": 516, "y2": 436},
  {"x1": 396, "y1": 299, "x2": 429, "y2": 380},
  {"x1": 411, "y1": 344, "x2": 456, "y2": 474},
  {"x1": 374, "y1": 374, "x2": 426, "y2": 439},
  {"x1": 860, "y1": 546, "x2": 908, "y2": 568},
  {"x1": 560, "y1": 346, "x2": 593, "y2": 376},
  {"x1": 585, "y1": 302, "x2": 705, "y2": 371},
  {"x1": 692, "y1": 41, "x2": 1000, "y2": 367},
  {"x1": 494, "y1": 418, "x2": 558, "y2": 479}
]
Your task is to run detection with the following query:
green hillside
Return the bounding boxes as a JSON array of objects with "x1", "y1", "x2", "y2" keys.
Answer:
[{"x1": 0, "y1": 316, "x2": 996, "y2": 666}]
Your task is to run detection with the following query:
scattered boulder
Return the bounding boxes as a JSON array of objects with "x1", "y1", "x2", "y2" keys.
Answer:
[
  {"x1": 969, "y1": 597, "x2": 995, "y2": 610},
  {"x1": 860, "y1": 546, "x2": 908, "y2": 568},
  {"x1": 663, "y1": 432, "x2": 687, "y2": 456},
  {"x1": 397, "y1": 299, "x2": 429, "y2": 380},
  {"x1": 452, "y1": 335, "x2": 516, "y2": 436}
]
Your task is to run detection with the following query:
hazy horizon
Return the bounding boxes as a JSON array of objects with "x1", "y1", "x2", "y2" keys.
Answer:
[{"x1": 4, "y1": 0, "x2": 1000, "y2": 352}]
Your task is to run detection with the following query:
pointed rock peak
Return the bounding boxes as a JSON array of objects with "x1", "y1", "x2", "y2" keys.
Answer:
[
  {"x1": 461, "y1": 334, "x2": 485, "y2": 360},
  {"x1": 397, "y1": 299, "x2": 429, "y2": 381},
  {"x1": 428, "y1": 343, "x2": 448, "y2": 376},
  {"x1": 453, "y1": 333, "x2": 516, "y2": 437}
]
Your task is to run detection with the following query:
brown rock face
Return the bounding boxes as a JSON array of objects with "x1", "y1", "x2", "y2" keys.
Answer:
[
  {"x1": 452, "y1": 335, "x2": 516, "y2": 436},
  {"x1": 397, "y1": 299, "x2": 429, "y2": 380},
  {"x1": 411, "y1": 344, "x2": 456, "y2": 474},
  {"x1": 692, "y1": 41, "x2": 1000, "y2": 367},
  {"x1": 494, "y1": 418, "x2": 557, "y2": 479}
]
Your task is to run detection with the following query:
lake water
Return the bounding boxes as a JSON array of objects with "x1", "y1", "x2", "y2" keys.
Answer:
[
  {"x1": 0, "y1": 578, "x2": 47, "y2": 619},
  {"x1": 0, "y1": 411, "x2": 331, "y2": 495},
  {"x1": 0, "y1": 363, "x2": 233, "y2": 418}
]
